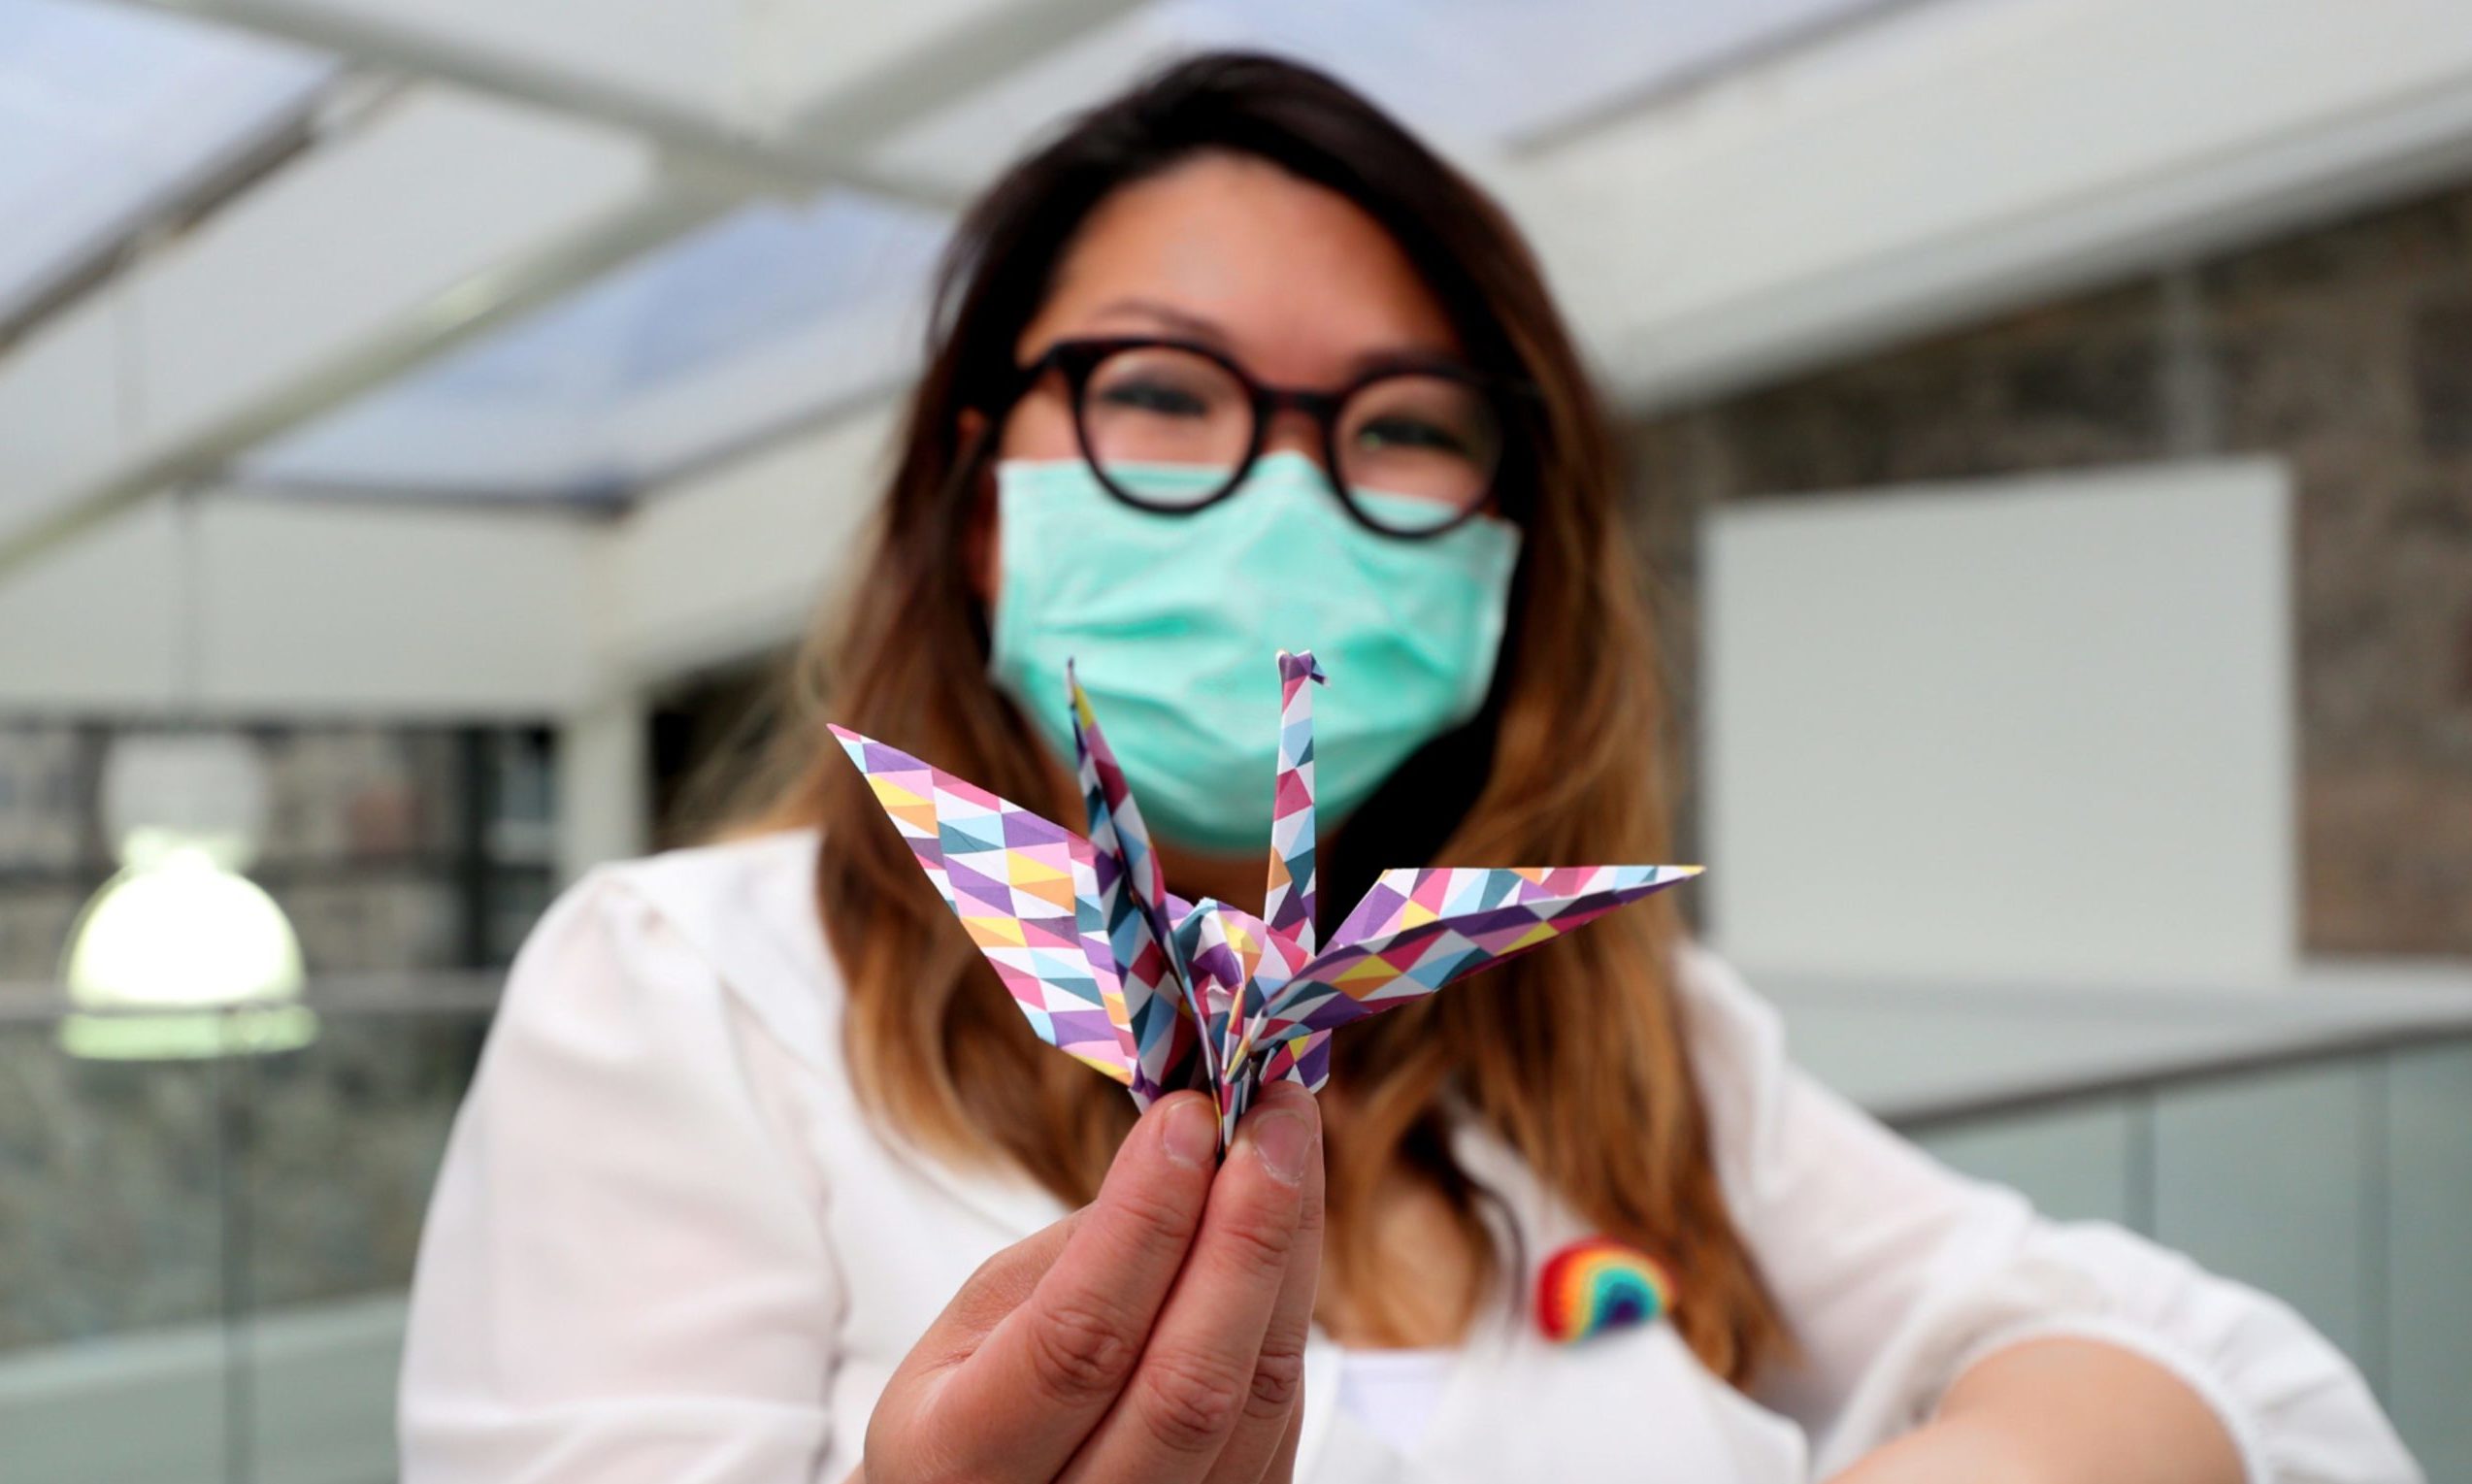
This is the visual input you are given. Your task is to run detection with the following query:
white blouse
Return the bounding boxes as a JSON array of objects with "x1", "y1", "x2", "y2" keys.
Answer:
[
  {"x1": 397, "y1": 831, "x2": 2419, "y2": 1483},
  {"x1": 1334, "y1": 1349, "x2": 1454, "y2": 1456}
]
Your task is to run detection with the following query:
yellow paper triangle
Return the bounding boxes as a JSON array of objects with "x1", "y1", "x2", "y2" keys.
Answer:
[
  {"x1": 963, "y1": 916, "x2": 1027, "y2": 948},
  {"x1": 1336, "y1": 955, "x2": 1401, "y2": 985},
  {"x1": 1506, "y1": 922, "x2": 1559, "y2": 952},
  {"x1": 1005, "y1": 849, "x2": 1069, "y2": 885},
  {"x1": 1070, "y1": 1049, "x2": 1135, "y2": 1085},
  {"x1": 868, "y1": 776, "x2": 929, "y2": 808}
]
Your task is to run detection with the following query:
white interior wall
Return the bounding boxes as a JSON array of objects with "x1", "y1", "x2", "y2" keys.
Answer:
[
  {"x1": 1702, "y1": 459, "x2": 2297, "y2": 987},
  {"x1": 0, "y1": 401, "x2": 884, "y2": 886},
  {"x1": 0, "y1": 494, "x2": 599, "y2": 717},
  {"x1": 0, "y1": 397, "x2": 884, "y2": 729}
]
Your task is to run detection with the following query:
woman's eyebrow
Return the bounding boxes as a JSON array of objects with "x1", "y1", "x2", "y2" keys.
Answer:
[
  {"x1": 1086, "y1": 297, "x2": 1230, "y2": 342},
  {"x1": 1085, "y1": 297, "x2": 1474, "y2": 379}
]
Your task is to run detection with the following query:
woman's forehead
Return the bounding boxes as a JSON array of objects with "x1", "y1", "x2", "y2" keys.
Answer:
[{"x1": 1025, "y1": 153, "x2": 1466, "y2": 382}]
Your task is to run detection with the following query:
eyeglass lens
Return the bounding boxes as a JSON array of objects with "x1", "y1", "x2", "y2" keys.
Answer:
[{"x1": 1076, "y1": 344, "x2": 1502, "y2": 534}]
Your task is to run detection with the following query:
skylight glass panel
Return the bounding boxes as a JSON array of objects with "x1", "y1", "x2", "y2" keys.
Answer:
[
  {"x1": 871, "y1": 0, "x2": 1899, "y2": 193},
  {"x1": 241, "y1": 190, "x2": 948, "y2": 504},
  {"x1": 1243, "y1": 0, "x2": 1899, "y2": 147},
  {"x1": 0, "y1": 0, "x2": 330, "y2": 324}
]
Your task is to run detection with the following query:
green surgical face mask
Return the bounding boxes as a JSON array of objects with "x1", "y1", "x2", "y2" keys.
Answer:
[{"x1": 989, "y1": 451, "x2": 1522, "y2": 854}]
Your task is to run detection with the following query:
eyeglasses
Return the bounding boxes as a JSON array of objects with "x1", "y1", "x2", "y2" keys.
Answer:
[{"x1": 988, "y1": 336, "x2": 1529, "y2": 539}]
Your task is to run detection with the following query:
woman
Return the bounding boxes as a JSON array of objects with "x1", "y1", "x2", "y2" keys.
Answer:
[{"x1": 401, "y1": 53, "x2": 2416, "y2": 1483}]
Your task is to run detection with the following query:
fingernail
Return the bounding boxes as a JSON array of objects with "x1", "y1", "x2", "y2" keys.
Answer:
[
  {"x1": 1242, "y1": 1108, "x2": 1316, "y2": 1186},
  {"x1": 1163, "y1": 1097, "x2": 1218, "y2": 1170}
]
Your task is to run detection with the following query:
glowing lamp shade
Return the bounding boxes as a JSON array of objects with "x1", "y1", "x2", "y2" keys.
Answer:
[{"x1": 58, "y1": 735, "x2": 316, "y2": 1059}]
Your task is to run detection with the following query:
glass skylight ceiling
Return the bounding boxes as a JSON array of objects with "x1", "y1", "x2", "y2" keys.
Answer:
[
  {"x1": 0, "y1": 0, "x2": 330, "y2": 326},
  {"x1": 242, "y1": 190, "x2": 950, "y2": 504},
  {"x1": 871, "y1": 0, "x2": 1896, "y2": 193},
  {"x1": 223, "y1": 0, "x2": 1895, "y2": 507}
]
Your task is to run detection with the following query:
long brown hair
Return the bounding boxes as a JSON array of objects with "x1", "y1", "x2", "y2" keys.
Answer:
[{"x1": 739, "y1": 52, "x2": 1787, "y2": 1382}]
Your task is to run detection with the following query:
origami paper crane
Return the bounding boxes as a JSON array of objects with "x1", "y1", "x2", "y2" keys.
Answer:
[{"x1": 831, "y1": 650, "x2": 1701, "y2": 1147}]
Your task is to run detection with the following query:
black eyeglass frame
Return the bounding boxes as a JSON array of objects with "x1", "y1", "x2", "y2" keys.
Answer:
[{"x1": 981, "y1": 335, "x2": 1539, "y2": 540}]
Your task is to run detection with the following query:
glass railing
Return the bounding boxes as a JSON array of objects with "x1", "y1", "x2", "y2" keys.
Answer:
[
  {"x1": 1903, "y1": 1029, "x2": 2472, "y2": 1483},
  {"x1": 2, "y1": 984, "x2": 2466, "y2": 1481},
  {"x1": 0, "y1": 980, "x2": 495, "y2": 1483}
]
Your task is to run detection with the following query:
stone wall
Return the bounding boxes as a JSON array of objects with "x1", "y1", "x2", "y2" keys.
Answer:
[{"x1": 1632, "y1": 181, "x2": 2472, "y2": 956}]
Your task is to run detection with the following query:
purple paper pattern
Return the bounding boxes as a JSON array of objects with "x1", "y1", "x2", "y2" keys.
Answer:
[{"x1": 834, "y1": 651, "x2": 1701, "y2": 1147}]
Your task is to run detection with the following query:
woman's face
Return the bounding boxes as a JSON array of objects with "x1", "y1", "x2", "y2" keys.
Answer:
[{"x1": 971, "y1": 151, "x2": 1467, "y2": 597}]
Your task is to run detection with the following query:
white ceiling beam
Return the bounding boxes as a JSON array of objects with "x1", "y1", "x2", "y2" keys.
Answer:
[
  {"x1": 595, "y1": 403, "x2": 897, "y2": 685},
  {"x1": 0, "y1": 83, "x2": 697, "y2": 569},
  {"x1": 123, "y1": 0, "x2": 1151, "y2": 208},
  {"x1": 125, "y1": 0, "x2": 833, "y2": 197},
  {"x1": 0, "y1": 86, "x2": 684, "y2": 572},
  {"x1": 759, "y1": 0, "x2": 1145, "y2": 153},
  {"x1": 1518, "y1": 0, "x2": 2472, "y2": 410},
  {"x1": 0, "y1": 0, "x2": 1143, "y2": 585}
]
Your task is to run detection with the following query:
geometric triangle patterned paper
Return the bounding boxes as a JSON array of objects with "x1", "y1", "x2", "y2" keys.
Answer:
[{"x1": 833, "y1": 649, "x2": 1701, "y2": 1148}]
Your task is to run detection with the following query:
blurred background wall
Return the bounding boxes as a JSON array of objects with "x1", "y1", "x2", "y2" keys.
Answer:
[
  {"x1": 1637, "y1": 180, "x2": 2472, "y2": 959},
  {"x1": 0, "y1": 1, "x2": 2466, "y2": 1479}
]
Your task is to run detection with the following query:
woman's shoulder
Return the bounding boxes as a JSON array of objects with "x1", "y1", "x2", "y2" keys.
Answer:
[
  {"x1": 1664, "y1": 940, "x2": 1799, "y2": 1207},
  {"x1": 586, "y1": 826, "x2": 823, "y2": 924},
  {"x1": 1668, "y1": 940, "x2": 1788, "y2": 1068},
  {"x1": 511, "y1": 827, "x2": 843, "y2": 1077}
]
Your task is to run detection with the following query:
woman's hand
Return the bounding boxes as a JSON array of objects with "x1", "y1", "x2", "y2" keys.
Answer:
[{"x1": 855, "y1": 1082, "x2": 1325, "y2": 1484}]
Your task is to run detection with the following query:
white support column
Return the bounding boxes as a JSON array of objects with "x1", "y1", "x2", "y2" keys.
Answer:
[{"x1": 555, "y1": 691, "x2": 651, "y2": 883}]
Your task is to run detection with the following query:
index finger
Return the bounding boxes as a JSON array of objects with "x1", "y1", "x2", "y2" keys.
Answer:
[
  {"x1": 912, "y1": 1209, "x2": 1083, "y2": 1369},
  {"x1": 1067, "y1": 1079, "x2": 1322, "y2": 1482},
  {"x1": 930, "y1": 1092, "x2": 1222, "y2": 1478}
]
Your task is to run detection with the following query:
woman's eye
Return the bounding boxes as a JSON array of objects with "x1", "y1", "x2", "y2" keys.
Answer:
[
  {"x1": 1095, "y1": 379, "x2": 1210, "y2": 417},
  {"x1": 1356, "y1": 415, "x2": 1470, "y2": 456}
]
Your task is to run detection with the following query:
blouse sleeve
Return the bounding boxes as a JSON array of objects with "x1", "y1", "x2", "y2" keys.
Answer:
[
  {"x1": 1676, "y1": 946, "x2": 2421, "y2": 1484},
  {"x1": 399, "y1": 870, "x2": 845, "y2": 1483}
]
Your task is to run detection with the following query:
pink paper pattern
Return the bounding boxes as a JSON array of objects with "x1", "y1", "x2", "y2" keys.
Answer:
[{"x1": 833, "y1": 650, "x2": 1700, "y2": 1147}]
